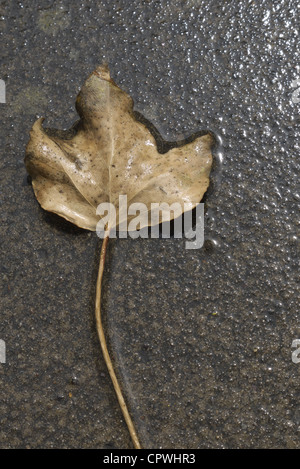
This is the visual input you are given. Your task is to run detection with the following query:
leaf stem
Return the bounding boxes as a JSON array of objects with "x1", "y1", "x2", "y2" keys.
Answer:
[{"x1": 95, "y1": 231, "x2": 142, "y2": 449}]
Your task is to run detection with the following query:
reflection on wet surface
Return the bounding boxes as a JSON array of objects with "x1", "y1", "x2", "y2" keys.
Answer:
[{"x1": 0, "y1": 0, "x2": 299, "y2": 449}]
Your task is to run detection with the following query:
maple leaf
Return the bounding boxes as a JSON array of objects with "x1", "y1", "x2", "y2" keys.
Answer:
[
  {"x1": 25, "y1": 65, "x2": 212, "y2": 232},
  {"x1": 24, "y1": 65, "x2": 213, "y2": 449}
]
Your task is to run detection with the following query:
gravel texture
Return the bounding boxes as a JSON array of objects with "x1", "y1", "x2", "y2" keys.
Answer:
[{"x1": 0, "y1": 0, "x2": 299, "y2": 449}]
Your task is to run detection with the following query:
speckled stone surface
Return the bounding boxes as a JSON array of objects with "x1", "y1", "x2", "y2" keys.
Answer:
[{"x1": 0, "y1": 0, "x2": 299, "y2": 449}]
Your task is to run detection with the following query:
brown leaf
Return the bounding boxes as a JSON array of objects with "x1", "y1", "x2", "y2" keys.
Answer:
[
  {"x1": 25, "y1": 65, "x2": 213, "y2": 231},
  {"x1": 24, "y1": 65, "x2": 215, "y2": 449}
]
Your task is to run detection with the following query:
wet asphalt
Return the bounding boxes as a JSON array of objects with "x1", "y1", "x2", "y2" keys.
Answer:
[{"x1": 0, "y1": 0, "x2": 299, "y2": 448}]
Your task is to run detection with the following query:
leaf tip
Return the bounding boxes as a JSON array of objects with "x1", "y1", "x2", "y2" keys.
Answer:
[{"x1": 93, "y1": 64, "x2": 111, "y2": 81}]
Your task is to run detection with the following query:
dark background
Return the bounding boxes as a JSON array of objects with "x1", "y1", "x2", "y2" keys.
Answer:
[{"x1": 0, "y1": 0, "x2": 299, "y2": 449}]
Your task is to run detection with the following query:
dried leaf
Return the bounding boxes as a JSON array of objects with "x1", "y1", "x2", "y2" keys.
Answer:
[
  {"x1": 25, "y1": 65, "x2": 213, "y2": 231},
  {"x1": 24, "y1": 65, "x2": 214, "y2": 449}
]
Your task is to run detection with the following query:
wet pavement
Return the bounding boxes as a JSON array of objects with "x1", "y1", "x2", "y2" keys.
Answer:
[{"x1": 0, "y1": 0, "x2": 299, "y2": 448}]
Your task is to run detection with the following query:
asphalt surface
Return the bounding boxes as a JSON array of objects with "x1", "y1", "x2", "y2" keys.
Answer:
[{"x1": 0, "y1": 0, "x2": 299, "y2": 448}]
